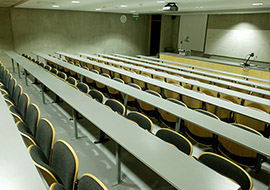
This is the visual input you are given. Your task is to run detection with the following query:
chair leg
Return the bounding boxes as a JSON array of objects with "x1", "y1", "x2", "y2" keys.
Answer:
[{"x1": 94, "y1": 130, "x2": 109, "y2": 144}]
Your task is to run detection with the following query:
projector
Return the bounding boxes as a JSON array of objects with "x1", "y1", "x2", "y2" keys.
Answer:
[{"x1": 163, "y1": 3, "x2": 178, "y2": 11}]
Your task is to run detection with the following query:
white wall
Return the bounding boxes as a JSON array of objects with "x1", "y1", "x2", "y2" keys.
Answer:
[
  {"x1": 205, "y1": 13, "x2": 270, "y2": 63},
  {"x1": 178, "y1": 15, "x2": 208, "y2": 51}
]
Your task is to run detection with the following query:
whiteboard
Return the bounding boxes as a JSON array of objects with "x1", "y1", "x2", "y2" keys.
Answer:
[{"x1": 205, "y1": 14, "x2": 270, "y2": 63}]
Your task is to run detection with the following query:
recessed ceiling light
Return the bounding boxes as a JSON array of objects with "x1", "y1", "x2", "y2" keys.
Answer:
[
  {"x1": 130, "y1": 10, "x2": 136, "y2": 13},
  {"x1": 52, "y1": 5, "x2": 59, "y2": 8},
  {"x1": 72, "y1": 0, "x2": 80, "y2": 3},
  {"x1": 252, "y1": 2, "x2": 263, "y2": 6},
  {"x1": 120, "y1": 5, "x2": 128, "y2": 8},
  {"x1": 196, "y1": 6, "x2": 203, "y2": 8},
  {"x1": 96, "y1": 8, "x2": 102, "y2": 11},
  {"x1": 157, "y1": 1, "x2": 165, "y2": 3}
]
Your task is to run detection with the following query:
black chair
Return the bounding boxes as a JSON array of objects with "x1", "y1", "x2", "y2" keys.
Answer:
[
  {"x1": 96, "y1": 73, "x2": 111, "y2": 92},
  {"x1": 1, "y1": 69, "x2": 9, "y2": 87},
  {"x1": 198, "y1": 152, "x2": 253, "y2": 190},
  {"x1": 77, "y1": 173, "x2": 108, "y2": 190},
  {"x1": 40, "y1": 62, "x2": 45, "y2": 67},
  {"x1": 95, "y1": 99, "x2": 126, "y2": 144},
  {"x1": 18, "y1": 118, "x2": 55, "y2": 161},
  {"x1": 1, "y1": 77, "x2": 16, "y2": 98},
  {"x1": 66, "y1": 76, "x2": 77, "y2": 86},
  {"x1": 105, "y1": 99, "x2": 126, "y2": 116},
  {"x1": 107, "y1": 77, "x2": 124, "y2": 100},
  {"x1": 69, "y1": 63, "x2": 81, "y2": 79},
  {"x1": 17, "y1": 104, "x2": 41, "y2": 146},
  {"x1": 57, "y1": 72, "x2": 67, "y2": 80},
  {"x1": 9, "y1": 92, "x2": 30, "y2": 122},
  {"x1": 29, "y1": 140, "x2": 79, "y2": 189},
  {"x1": 88, "y1": 89, "x2": 104, "y2": 103},
  {"x1": 138, "y1": 89, "x2": 161, "y2": 119},
  {"x1": 218, "y1": 123, "x2": 263, "y2": 171},
  {"x1": 50, "y1": 173, "x2": 108, "y2": 190},
  {"x1": 49, "y1": 183, "x2": 66, "y2": 190},
  {"x1": 185, "y1": 109, "x2": 220, "y2": 146},
  {"x1": 51, "y1": 68, "x2": 59, "y2": 75},
  {"x1": 76, "y1": 82, "x2": 89, "y2": 94},
  {"x1": 45, "y1": 65, "x2": 52, "y2": 72},
  {"x1": 126, "y1": 111, "x2": 153, "y2": 132},
  {"x1": 3, "y1": 82, "x2": 22, "y2": 107},
  {"x1": 85, "y1": 69, "x2": 99, "y2": 88},
  {"x1": 156, "y1": 128, "x2": 193, "y2": 155},
  {"x1": 159, "y1": 98, "x2": 187, "y2": 130},
  {"x1": 0, "y1": 72, "x2": 12, "y2": 94},
  {"x1": 234, "y1": 102, "x2": 269, "y2": 137},
  {"x1": 120, "y1": 83, "x2": 141, "y2": 108}
]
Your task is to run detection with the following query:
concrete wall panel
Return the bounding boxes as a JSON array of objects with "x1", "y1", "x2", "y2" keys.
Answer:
[{"x1": 10, "y1": 8, "x2": 150, "y2": 58}]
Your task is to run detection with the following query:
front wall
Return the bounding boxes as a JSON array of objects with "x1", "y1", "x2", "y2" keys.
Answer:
[{"x1": 10, "y1": 8, "x2": 150, "y2": 58}]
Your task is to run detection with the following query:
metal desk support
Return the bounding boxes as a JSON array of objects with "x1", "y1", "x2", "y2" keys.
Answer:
[
  {"x1": 112, "y1": 143, "x2": 122, "y2": 186},
  {"x1": 24, "y1": 69, "x2": 28, "y2": 86},
  {"x1": 17, "y1": 62, "x2": 21, "y2": 78},
  {"x1": 175, "y1": 118, "x2": 181, "y2": 132},
  {"x1": 123, "y1": 94, "x2": 128, "y2": 116},
  {"x1": 80, "y1": 75, "x2": 83, "y2": 82},
  {"x1": 73, "y1": 109, "x2": 78, "y2": 139},
  {"x1": 41, "y1": 84, "x2": 45, "y2": 104},
  {"x1": 11, "y1": 59, "x2": 15, "y2": 73}
]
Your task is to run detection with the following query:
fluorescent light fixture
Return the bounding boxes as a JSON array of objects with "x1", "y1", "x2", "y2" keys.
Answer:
[
  {"x1": 120, "y1": 5, "x2": 127, "y2": 8},
  {"x1": 72, "y1": 0, "x2": 80, "y2": 3},
  {"x1": 130, "y1": 10, "x2": 136, "y2": 13},
  {"x1": 157, "y1": 1, "x2": 165, "y2": 3},
  {"x1": 196, "y1": 6, "x2": 203, "y2": 8},
  {"x1": 52, "y1": 5, "x2": 59, "y2": 8},
  {"x1": 252, "y1": 2, "x2": 263, "y2": 6},
  {"x1": 96, "y1": 8, "x2": 102, "y2": 10}
]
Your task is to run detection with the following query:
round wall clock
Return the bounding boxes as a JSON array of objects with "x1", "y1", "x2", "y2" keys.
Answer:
[{"x1": 120, "y1": 15, "x2": 127, "y2": 23}]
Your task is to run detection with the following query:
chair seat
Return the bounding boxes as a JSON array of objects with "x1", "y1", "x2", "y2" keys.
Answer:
[
  {"x1": 50, "y1": 183, "x2": 66, "y2": 190},
  {"x1": 9, "y1": 105, "x2": 23, "y2": 121},
  {"x1": 0, "y1": 85, "x2": 8, "y2": 94},
  {"x1": 30, "y1": 145, "x2": 60, "y2": 181},
  {"x1": 3, "y1": 93, "x2": 14, "y2": 105},
  {"x1": 3, "y1": 93, "x2": 12, "y2": 102},
  {"x1": 17, "y1": 121, "x2": 35, "y2": 143}
]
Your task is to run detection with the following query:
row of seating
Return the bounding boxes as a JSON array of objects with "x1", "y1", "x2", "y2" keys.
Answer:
[
  {"x1": 105, "y1": 54, "x2": 270, "y2": 99},
  {"x1": 23, "y1": 54, "x2": 266, "y2": 171},
  {"x1": 90, "y1": 54, "x2": 270, "y2": 110},
  {"x1": 17, "y1": 56, "x2": 255, "y2": 190},
  {"x1": 0, "y1": 61, "x2": 108, "y2": 190},
  {"x1": 59, "y1": 54, "x2": 269, "y2": 138}
]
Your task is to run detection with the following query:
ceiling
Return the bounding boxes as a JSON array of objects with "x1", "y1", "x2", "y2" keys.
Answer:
[
  {"x1": 0, "y1": 0, "x2": 21, "y2": 7},
  {"x1": 3, "y1": 0, "x2": 270, "y2": 14}
]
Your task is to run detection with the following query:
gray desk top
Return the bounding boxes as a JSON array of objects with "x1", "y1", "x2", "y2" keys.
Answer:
[
  {"x1": 79, "y1": 53, "x2": 270, "y2": 107},
  {"x1": 55, "y1": 52, "x2": 270, "y2": 124},
  {"x1": 0, "y1": 89, "x2": 47, "y2": 190},
  {"x1": 102, "y1": 53, "x2": 270, "y2": 96},
  {"x1": 32, "y1": 52, "x2": 270, "y2": 158},
  {"x1": 6, "y1": 51, "x2": 240, "y2": 190},
  {"x1": 138, "y1": 54, "x2": 270, "y2": 84},
  {"x1": 118, "y1": 54, "x2": 270, "y2": 89}
]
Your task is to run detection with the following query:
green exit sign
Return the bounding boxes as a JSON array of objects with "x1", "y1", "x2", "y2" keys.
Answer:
[{"x1": 133, "y1": 16, "x2": 139, "y2": 21}]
